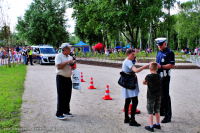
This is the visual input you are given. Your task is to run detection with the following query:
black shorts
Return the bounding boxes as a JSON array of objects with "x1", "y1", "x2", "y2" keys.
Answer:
[{"x1": 147, "y1": 97, "x2": 161, "y2": 114}]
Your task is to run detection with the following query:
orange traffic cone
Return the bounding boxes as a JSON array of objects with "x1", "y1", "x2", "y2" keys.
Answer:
[
  {"x1": 81, "y1": 72, "x2": 85, "y2": 82},
  {"x1": 88, "y1": 77, "x2": 96, "y2": 89},
  {"x1": 102, "y1": 85, "x2": 112, "y2": 100},
  {"x1": 122, "y1": 104, "x2": 141, "y2": 114}
]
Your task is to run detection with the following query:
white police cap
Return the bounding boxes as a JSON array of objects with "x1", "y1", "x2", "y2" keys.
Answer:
[{"x1": 155, "y1": 38, "x2": 167, "y2": 46}]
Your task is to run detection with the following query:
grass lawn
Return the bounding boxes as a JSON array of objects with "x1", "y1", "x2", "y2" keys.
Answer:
[{"x1": 0, "y1": 64, "x2": 27, "y2": 133}]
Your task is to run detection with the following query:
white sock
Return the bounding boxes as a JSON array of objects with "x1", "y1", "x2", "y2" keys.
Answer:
[
  {"x1": 156, "y1": 123, "x2": 160, "y2": 126},
  {"x1": 150, "y1": 125, "x2": 153, "y2": 128}
]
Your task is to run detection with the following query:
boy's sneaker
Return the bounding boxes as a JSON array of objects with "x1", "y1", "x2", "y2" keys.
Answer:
[
  {"x1": 56, "y1": 115, "x2": 67, "y2": 120},
  {"x1": 145, "y1": 126, "x2": 154, "y2": 132},
  {"x1": 153, "y1": 124, "x2": 161, "y2": 129},
  {"x1": 63, "y1": 113, "x2": 73, "y2": 117}
]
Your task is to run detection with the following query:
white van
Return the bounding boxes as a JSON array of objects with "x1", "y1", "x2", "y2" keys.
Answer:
[{"x1": 32, "y1": 45, "x2": 56, "y2": 65}]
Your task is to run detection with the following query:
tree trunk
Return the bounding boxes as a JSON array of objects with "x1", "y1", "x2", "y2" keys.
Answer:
[
  {"x1": 102, "y1": 30, "x2": 107, "y2": 53},
  {"x1": 154, "y1": 28, "x2": 157, "y2": 53},
  {"x1": 167, "y1": 8, "x2": 170, "y2": 49},
  {"x1": 139, "y1": 27, "x2": 142, "y2": 51},
  {"x1": 7, "y1": 47, "x2": 11, "y2": 67},
  {"x1": 129, "y1": 35, "x2": 132, "y2": 48},
  {"x1": 167, "y1": 30, "x2": 170, "y2": 49},
  {"x1": 125, "y1": 27, "x2": 127, "y2": 49},
  {"x1": 178, "y1": 28, "x2": 179, "y2": 51},
  {"x1": 148, "y1": 22, "x2": 152, "y2": 48},
  {"x1": 12, "y1": 50, "x2": 15, "y2": 67},
  {"x1": 152, "y1": 22, "x2": 155, "y2": 53},
  {"x1": 119, "y1": 31, "x2": 122, "y2": 51},
  {"x1": 127, "y1": 23, "x2": 133, "y2": 48},
  {"x1": 106, "y1": 34, "x2": 109, "y2": 48},
  {"x1": 135, "y1": 27, "x2": 139, "y2": 48}
]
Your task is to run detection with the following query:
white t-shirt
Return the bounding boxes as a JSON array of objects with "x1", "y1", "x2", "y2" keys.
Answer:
[
  {"x1": 15, "y1": 54, "x2": 19, "y2": 59},
  {"x1": 105, "y1": 49, "x2": 108, "y2": 55},
  {"x1": 55, "y1": 53, "x2": 73, "y2": 77},
  {"x1": 194, "y1": 49, "x2": 197, "y2": 53}
]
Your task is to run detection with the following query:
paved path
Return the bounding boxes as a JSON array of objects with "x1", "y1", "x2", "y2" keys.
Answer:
[{"x1": 20, "y1": 63, "x2": 200, "y2": 133}]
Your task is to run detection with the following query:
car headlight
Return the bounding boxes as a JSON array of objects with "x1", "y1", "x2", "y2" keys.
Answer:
[{"x1": 43, "y1": 56, "x2": 48, "y2": 58}]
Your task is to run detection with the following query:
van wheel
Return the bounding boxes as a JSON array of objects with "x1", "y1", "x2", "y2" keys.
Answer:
[{"x1": 40, "y1": 59, "x2": 43, "y2": 65}]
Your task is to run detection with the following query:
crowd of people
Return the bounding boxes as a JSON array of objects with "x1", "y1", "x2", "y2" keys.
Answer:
[
  {"x1": 0, "y1": 46, "x2": 34, "y2": 66},
  {"x1": 103, "y1": 47, "x2": 140, "y2": 56},
  {"x1": 181, "y1": 46, "x2": 200, "y2": 55}
]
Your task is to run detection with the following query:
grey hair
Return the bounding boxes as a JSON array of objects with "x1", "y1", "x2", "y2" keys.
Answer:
[{"x1": 62, "y1": 46, "x2": 69, "y2": 51}]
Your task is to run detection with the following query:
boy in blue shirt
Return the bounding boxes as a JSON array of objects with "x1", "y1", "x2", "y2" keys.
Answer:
[{"x1": 143, "y1": 62, "x2": 162, "y2": 132}]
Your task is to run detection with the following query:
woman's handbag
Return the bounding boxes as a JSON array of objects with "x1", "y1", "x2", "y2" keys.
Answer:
[{"x1": 118, "y1": 71, "x2": 137, "y2": 90}]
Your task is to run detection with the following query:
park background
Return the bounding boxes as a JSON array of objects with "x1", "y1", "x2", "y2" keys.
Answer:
[{"x1": 1, "y1": 0, "x2": 200, "y2": 132}]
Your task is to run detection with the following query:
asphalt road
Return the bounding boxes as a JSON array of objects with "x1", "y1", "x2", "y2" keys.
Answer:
[{"x1": 19, "y1": 63, "x2": 200, "y2": 133}]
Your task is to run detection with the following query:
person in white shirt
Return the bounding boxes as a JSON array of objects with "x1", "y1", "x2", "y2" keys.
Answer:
[
  {"x1": 55, "y1": 43, "x2": 75, "y2": 120},
  {"x1": 105, "y1": 48, "x2": 109, "y2": 55},
  {"x1": 18, "y1": 52, "x2": 22, "y2": 63},
  {"x1": 15, "y1": 53, "x2": 19, "y2": 64}
]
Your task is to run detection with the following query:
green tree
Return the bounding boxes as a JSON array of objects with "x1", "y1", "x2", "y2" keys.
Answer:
[
  {"x1": 72, "y1": 1, "x2": 103, "y2": 47},
  {"x1": 69, "y1": 35, "x2": 81, "y2": 45},
  {"x1": 16, "y1": 0, "x2": 69, "y2": 47},
  {"x1": 163, "y1": 0, "x2": 177, "y2": 49},
  {"x1": 176, "y1": 0, "x2": 200, "y2": 50}
]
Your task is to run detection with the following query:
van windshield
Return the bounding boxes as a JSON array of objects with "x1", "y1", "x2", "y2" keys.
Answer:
[{"x1": 40, "y1": 48, "x2": 56, "y2": 54}]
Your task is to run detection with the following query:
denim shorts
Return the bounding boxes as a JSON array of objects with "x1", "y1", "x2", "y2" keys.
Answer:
[{"x1": 147, "y1": 97, "x2": 161, "y2": 114}]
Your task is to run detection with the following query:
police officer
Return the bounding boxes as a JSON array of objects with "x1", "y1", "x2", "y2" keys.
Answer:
[
  {"x1": 155, "y1": 38, "x2": 175, "y2": 123},
  {"x1": 26, "y1": 46, "x2": 33, "y2": 65}
]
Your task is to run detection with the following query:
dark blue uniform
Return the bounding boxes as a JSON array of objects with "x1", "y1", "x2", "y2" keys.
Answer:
[{"x1": 156, "y1": 47, "x2": 175, "y2": 120}]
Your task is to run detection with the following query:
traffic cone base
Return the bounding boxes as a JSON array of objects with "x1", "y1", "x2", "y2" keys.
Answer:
[
  {"x1": 102, "y1": 96, "x2": 112, "y2": 100},
  {"x1": 135, "y1": 109, "x2": 141, "y2": 114},
  {"x1": 122, "y1": 104, "x2": 141, "y2": 114},
  {"x1": 81, "y1": 79, "x2": 85, "y2": 82},
  {"x1": 88, "y1": 86, "x2": 96, "y2": 89}
]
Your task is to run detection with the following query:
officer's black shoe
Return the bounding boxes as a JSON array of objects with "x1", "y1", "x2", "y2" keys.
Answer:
[
  {"x1": 153, "y1": 124, "x2": 161, "y2": 129},
  {"x1": 161, "y1": 117, "x2": 171, "y2": 123},
  {"x1": 145, "y1": 126, "x2": 154, "y2": 132},
  {"x1": 129, "y1": 120, "x2": 141, "y2": 126},
  {"x1": 124, "y1": 117, "x2": 130, "y2": 123}
]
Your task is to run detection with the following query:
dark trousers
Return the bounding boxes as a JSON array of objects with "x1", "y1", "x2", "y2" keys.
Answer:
[
  {"x1": 160, "y1": 76, "x2": 172, "y2": 119},
  {"x1": 56, "y1": 75, "x2": 72, "y2": 116},
  {"x1": 124, "y1": 96, "x2": 138, "y2": 121},
  {"x1": 26, "y1": 55, "x2": 33, "y2": 65}
]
